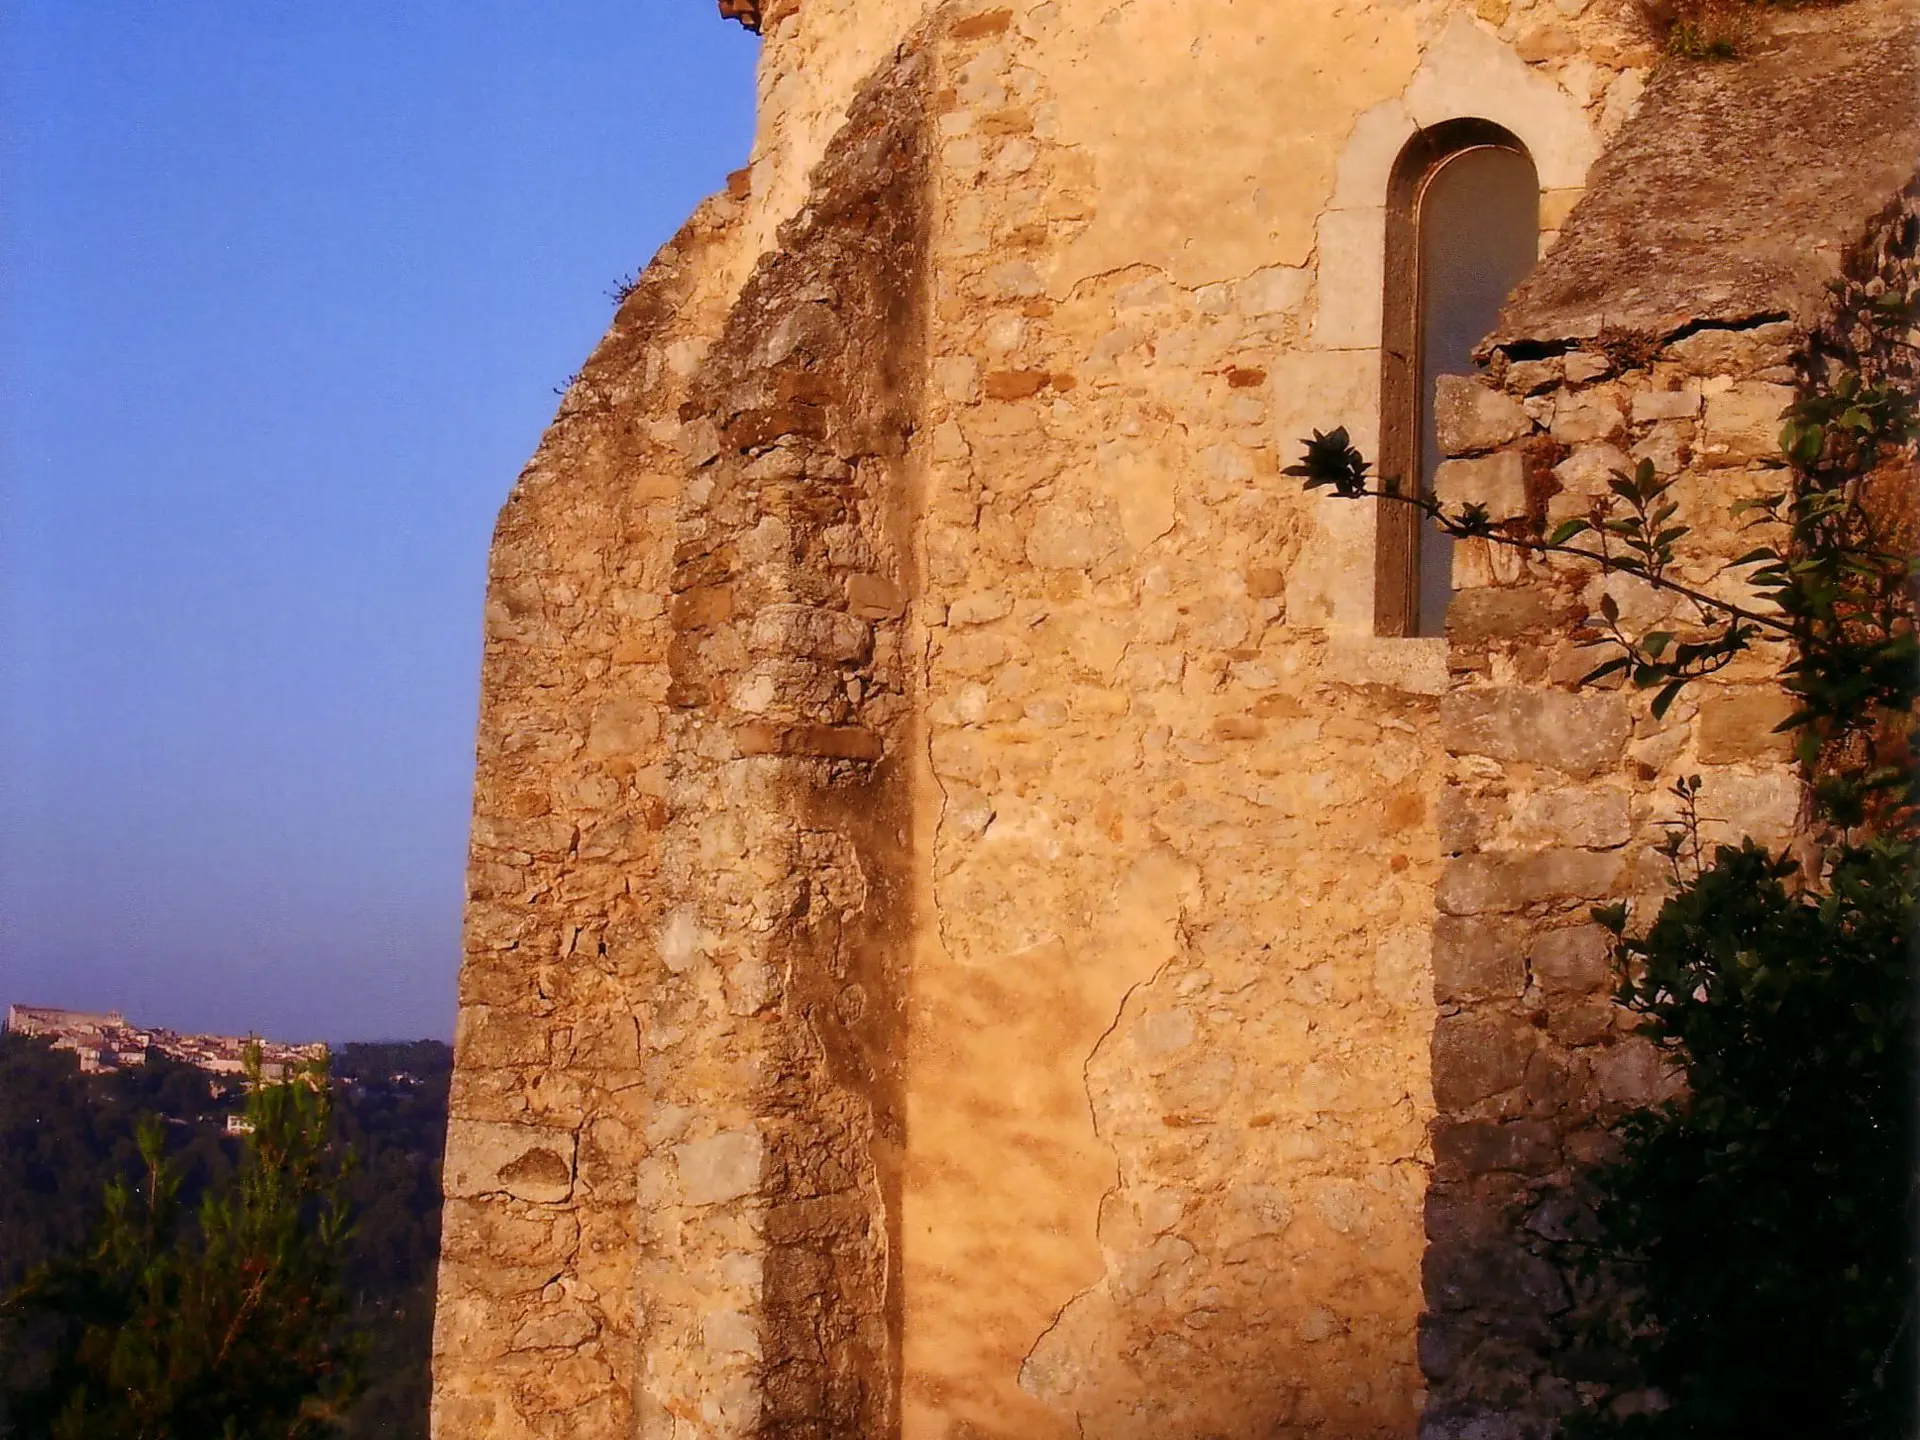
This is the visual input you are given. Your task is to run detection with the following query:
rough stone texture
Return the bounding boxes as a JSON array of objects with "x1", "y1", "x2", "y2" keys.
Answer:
[
  {"x1": 433, "y1": 1, "x2": 1915, "y2": 1437},
  {"x1": 1422, "y1": 21, "x2": 1917, "y2": 1426},
  {"x1": 1489, "y1": 0, "x2": 1920, "y2": 346}
]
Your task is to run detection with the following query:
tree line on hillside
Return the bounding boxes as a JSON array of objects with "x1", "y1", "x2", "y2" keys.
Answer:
[{"x1": 0, "y1": 1034, "x2": 451, "y2": 1439}]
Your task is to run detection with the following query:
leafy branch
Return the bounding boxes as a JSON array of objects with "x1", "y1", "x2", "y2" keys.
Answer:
[{"x1": 1287, "y1": 368, "x2": 1917, "y2": 758}]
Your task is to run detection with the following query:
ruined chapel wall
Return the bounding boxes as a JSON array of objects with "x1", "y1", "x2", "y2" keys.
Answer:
[
  {"x1": 436, "y1": 36, "x2": 939, "y2": 1437},
  {"x1": 432, "y1": 190, "x2": 754, "y2": 1440},
  {"x1": 898, "y1": 3, "x2": 1652, "y2": 1437}
]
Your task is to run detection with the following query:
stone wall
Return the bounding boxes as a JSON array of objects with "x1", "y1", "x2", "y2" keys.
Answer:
[
  {"x1": 434, "y1": 1, "x2": 1916, "y2": 1436},
  {"x1": 1419, "y1": 323, "x2": 1803, "y2": 1433},
  {"x1": 633, "y1": 42, "x2": 933, "y2": 1437},
  {"x1": 431, "y1": 187, "x2": 749, "y2": 1439},
  {"x1": 896, "y1": 4, "x2": 1657, "y2": 1435},
  {"x1": 1416, "y1": 181, "x2": 1920, "y2": 1436},
  {"x1": 1413, "y1": 17, "x2": 1919, "y2": 1429},
  {"x1": 431, "y1": 27, "x2": 935, "y2": 1440}
]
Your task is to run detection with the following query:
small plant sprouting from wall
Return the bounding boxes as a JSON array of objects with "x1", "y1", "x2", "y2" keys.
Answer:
[{"x1": 606, "y1": 271, "x2": 641, "y2": 307}]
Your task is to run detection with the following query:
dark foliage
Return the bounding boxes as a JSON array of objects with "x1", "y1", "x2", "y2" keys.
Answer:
[
  {"x1": 1, "y1": 1053, "x2": 360, "y2": 1439},
  {"x1": 1578, "y1": 829, "x2": 1916, "y2": 1435},
  {"x1": 0, "y1": 1037, "x2": 451, "y2": 1440}
]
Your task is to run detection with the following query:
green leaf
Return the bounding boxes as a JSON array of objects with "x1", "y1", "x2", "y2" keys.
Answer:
[{"x1": 1546, "y1": 518, "x2": 1591, "y2": 545}]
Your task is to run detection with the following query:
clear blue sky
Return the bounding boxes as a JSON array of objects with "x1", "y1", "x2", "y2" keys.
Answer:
[{"x1": 1, "y1": 2, "x2": 758, "y2": 1043}]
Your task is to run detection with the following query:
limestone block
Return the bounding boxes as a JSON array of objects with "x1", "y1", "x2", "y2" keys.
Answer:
[
  {"x1": 1441, "y1": 688, "x2": 1630, "y2": 777},
  {"x1": 1434, "y1": 452, "x2": 1527, "y2": 520},
  {"x1": 1530, "y1": 925, "x2": 1613, "y2": 995},
  {"x1": 947, "y1": 589, "x2": 1014, "y2": 626},
  {"x1": 1666, "y1": 321, "x2": 1797, "y2": 378},
  {"x1": 1630, "y1": 388, "x2": 1701, "y2": 423},
  {"x1": 1436, "y1": 849, "x2": 1624, "y2": 914},
  {"x1": 672, "y1": 585, "x2": 736, "y2": 630},
  {"x1": 584, "y1": 698, "x2": 662, "y2": 759},
  {"x1": 1563, "y1": 351, "x2": 1612, "y2": 384},
  {"x1": 1234, "y1": 265, "x2": 1310, "y2": 318},
  {"x1": 674, "y1": 1129, "x2": 764, "y2": 1207},
  {"x1": 1404, "y1": 14, "x2": 1598, "y2": 190},
  {"x1": 1506, "y1": 787, "x2": 1630, "y2": 849},
  {"x1": 1025, "y1": 501, "x2": 1123, "y2": 570},
  {"x1": 1434, "y1": 375, "x2": 1532, "y2": 456},
  {"x1": 1700, "y1": 383, "x2": 1794, "y2": 466},
  {"x1": 1437, "y1": 786, "x2": 1492, "y2": 853},
  {"x1": 845, "y1": 572, "x2": 905, "y2": 620},
  {"x1": 1513, "y1": 22, "x2": 1577, "y2": 60},
  {"x1": 1504, "y1": 358, "x2": 1562, "y2": 394},
  {"x1": 1444, "y1": 588, "x2": 1559, "y2": 646},
  {"x1": 444, "y1": 1120, "x2": 578, "y2": 1205},
  {"x1": 1433, "y1": 915, "x2": 1527, "y2": 1004},
  {"x1": 1632, "y1": 419, "x2": 1692, "y2": 477},
  {"x1": 1330, "y1": 98, "x2": 1416, "y2": 209},
  {"x1": 1695, "y1": 686, "x2": 1797, "y2": 762},
  {"x1": 1696, "y1": 768, "x2": 1804, "y2": 844},
  {"x1": 1427, "y1": 1234, "x2": 1573, "y2": 1317},
  {"x1": 455, "y1": 1007, "x2": 553, "y2": 1069},
  {"x1": 1592, "y1": 1037, "x2": 1678, "y2": 1107},
  {"x1": 1432, "y1": 1118, "x2": 1559, "y2": 1175},
  {"x1": 1549, "y1": 392, "x2": 1624, "y2": 445},
  {"x1": 1552, "y1": 441, "x2": 1631, "y2": 495},
  {"x1": 1322, "y1": 636, "x2": 1449, "y2": 693},
  {"x1": 748, "y1": 603, "x2": 872, "y2": 662},
  {"x1": 734, "y1": 722, "x2": 884, "y2": 761},
  {"x1": 1431, "y1": 1012, "x2": 1537, "y2": 1109}
]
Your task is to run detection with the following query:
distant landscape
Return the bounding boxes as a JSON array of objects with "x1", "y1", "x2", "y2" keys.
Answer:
[{"x1": 0, "y1": 1022, "x2": 452, "y2": 1439}]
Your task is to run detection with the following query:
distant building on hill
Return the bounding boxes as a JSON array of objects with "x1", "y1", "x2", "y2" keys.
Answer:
[{"x1": 4, "y1": 1002, "x2": 325, "y2": 1079}]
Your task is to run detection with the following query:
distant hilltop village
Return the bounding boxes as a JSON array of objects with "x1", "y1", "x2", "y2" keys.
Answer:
[{"x1": 5, "y1": 1003, "x2": 326, "y2": 1080}]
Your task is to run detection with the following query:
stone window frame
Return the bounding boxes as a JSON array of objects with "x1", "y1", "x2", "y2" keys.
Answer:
[
  {"x1": 1375, "y1": 118, "x2": 1537, "y2": 638},
  {"x1": 1295, "y1": 17, "x2": 1596, "y2": 644}
]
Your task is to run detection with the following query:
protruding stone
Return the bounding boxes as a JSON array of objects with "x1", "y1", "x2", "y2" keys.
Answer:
[
  {"x1": 1531, "y1": 924, "x2": 1614, "y2": 995},
  {"x1": 444, "y1": 1120, "x2": 578, "y2": 1205},
  {"x1": 749, "y1": 604, "x2": 872, "y2": 662},
  {"x1": 1432, "y1": 1012, "x2": 1537, "y2": 1109},
  {"x1": 1695, "y1": 686, "x2": 1797, "y2": 761},
  {"x1": 1434, "y1": 452, "x2": 1528, "y2": 520},
  {"x1": 1442, "y1": 688, "x2": 1631, "y2": 778},
  {"x1": 1433, "y1": 914, "x2": 1527, "y2": 1004},
  {"x1": 1700, "y1": 382, "x2": 1794, "y2": 466},
  {"x1": 1630, "y1": 388, "x2": 1701, "y2": 423},
  {"x1": 675, "y1": 1130, "x2": 764, "y2": 1206},
  {"x1": 1550, "y1": 392, "x2": 1625, "y2": 444},
  {"x1": 1432, "y1": 1119, "x2": 1559, "y2": 1175},
  {"x1": 1435, "y1": 375, "x2": 1533, "y2": 455},
  {"x1": 1436, "y1": 849, "x2": 1625, "y2": 914}
]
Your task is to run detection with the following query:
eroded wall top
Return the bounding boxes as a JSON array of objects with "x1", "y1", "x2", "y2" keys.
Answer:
[{"x1": 1490, "y1": 0, "x2": 1920, "y2": 345}]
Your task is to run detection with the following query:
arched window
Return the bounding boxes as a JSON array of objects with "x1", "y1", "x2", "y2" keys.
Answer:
[{"x1": 1376, "y1": 122, "x2": 1539, "y2": 637}]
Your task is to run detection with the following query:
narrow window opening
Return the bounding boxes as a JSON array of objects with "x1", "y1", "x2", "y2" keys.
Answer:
[{"x1": 1377, "y1": 123, "x2": 1540, "y2": 637}]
